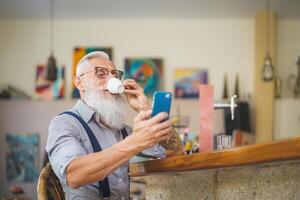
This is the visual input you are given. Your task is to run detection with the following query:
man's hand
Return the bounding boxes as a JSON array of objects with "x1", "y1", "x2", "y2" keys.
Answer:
[
  {"x1": 130, "y1": 110, "x2": 173, "y2": 150},
  {"x1": 123, "y1": 79, "x2": 150, "y2": 112}
]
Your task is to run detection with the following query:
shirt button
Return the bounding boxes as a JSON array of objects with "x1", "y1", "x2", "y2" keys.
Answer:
[
  {"x1": 118, "y1": 179, "x2": 122, "y2": 182},
  {"x1": 121, "y1": 197, "x2": 125, "y2": 200}
]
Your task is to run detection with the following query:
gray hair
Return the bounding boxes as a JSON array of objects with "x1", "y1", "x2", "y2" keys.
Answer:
[{"x1": 76, "y1": 51, "x2": 110, "y2": 76}]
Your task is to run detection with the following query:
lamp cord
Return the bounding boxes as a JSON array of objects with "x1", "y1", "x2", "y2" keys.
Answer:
[
  {"x1": 266, "y1": 0, "x2": 270, "y2": 55},
  {"x1": 50, "y1": 0, "x2": 54, "y2": 55}
]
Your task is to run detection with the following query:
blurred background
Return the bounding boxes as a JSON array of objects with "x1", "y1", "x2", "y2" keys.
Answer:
[{"x1": 0, "y1": 0, "x2": 299, "y2": 199}]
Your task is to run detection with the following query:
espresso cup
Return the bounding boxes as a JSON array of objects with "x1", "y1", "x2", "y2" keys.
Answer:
[{"x1": 107, "y1": 78, "x2": 124, "y2": 94}]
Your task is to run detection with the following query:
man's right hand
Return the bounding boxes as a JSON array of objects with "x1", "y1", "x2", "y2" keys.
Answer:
[{"x1": 130, "y1": 110, "x2": 172, "y2": 151}]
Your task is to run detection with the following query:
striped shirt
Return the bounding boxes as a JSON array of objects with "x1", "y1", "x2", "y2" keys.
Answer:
[{"x1": 46, "y1": 100, "x2": 165, "y2": 200}]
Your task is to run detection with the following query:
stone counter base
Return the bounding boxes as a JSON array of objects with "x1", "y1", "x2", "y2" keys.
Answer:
[{"x1": 142, "y1": 160, "x2": 300, "y2": 200}]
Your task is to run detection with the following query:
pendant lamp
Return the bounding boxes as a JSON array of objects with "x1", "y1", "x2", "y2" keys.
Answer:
[{"x1": 262, "y1": 0, "x2": 274, "y2": 82}]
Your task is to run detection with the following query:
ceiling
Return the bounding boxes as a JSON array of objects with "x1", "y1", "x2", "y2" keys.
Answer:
[{"x1": 0, "y1": 0, "x2": 299, "y2": 19}]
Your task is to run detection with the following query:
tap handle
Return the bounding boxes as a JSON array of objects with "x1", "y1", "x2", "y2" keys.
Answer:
[{"x1": 230, "y1": 95, "x2": 237, "y2": 120}]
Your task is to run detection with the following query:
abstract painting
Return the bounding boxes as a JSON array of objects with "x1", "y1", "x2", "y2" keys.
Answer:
[
  {"x1": 35, "y1": 65, "x2": 65, "y2": 100},
  {"x1": 72, "y1": 47, "x2": 113, "y2": 98},
  {"x1": 125, "y1": 58, "x2": 163, "y2": 96},
  {"x1": 5, "y1": 133, "x2": 39, "y2": 182},
  {"x1": 174, "y1": 68, "x2": 208, "y2": 98}
]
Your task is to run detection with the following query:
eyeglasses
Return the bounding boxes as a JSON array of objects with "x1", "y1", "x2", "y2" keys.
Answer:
[{"x1": 80, "y1": 67, "x2": 124, "y2": 80}]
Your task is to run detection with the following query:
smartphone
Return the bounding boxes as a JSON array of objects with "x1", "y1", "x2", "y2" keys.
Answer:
[{"x1": 151, "y1": 91, "x2": 172, "y2": 119}]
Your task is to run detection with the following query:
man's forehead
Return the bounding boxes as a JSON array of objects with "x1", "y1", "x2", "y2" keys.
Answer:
[{"x1": 87, "y1": 57, "x2": 115, "y2": 69}]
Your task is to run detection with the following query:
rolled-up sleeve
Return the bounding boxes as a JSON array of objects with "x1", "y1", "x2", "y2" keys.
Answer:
[
  {"x1": 143, "y1": 144, "x2": 166, "y2": 158},
  {"x1": 46, "y1": 115, "x2": 87, "y2": 185}
]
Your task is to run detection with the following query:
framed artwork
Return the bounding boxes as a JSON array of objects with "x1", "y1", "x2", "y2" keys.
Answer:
[
  {"x1": 125, "y1": 58, "x2": 163, "y2": 96},
  {"x1": 174, "y1": 68, "x2": 208, "y2": 98},
  {"x1": 35, "y1": 65, "x2": 65, "y2": 100},
  {"x1": 5, "y1": 133, "x2": 39, "y2": 182},
  {"x1": 72, "y1": 47, "x2": 113, "y2": 98}
]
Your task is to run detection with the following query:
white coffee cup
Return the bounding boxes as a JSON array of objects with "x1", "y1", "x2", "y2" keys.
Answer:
[{"x1": 107, "y1": 77, "x2": 124, "y2": 94}]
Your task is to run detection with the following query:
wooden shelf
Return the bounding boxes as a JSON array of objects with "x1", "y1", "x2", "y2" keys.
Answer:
[{"x1": 130, "y1": 137, "x2": 300, "y2": 177}]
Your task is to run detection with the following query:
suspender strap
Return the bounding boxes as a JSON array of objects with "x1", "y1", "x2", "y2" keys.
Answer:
[
  {"x1": 119, "y1": 128, "x2": 130, "y2": 200},
  {"x1": 61, "y1": 111, "x2": 110, "y2": 198}
]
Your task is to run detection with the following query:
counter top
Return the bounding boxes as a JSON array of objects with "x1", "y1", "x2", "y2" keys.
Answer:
[{"x1": 130, "y1": 136, "x2": 300, "y2": 177}]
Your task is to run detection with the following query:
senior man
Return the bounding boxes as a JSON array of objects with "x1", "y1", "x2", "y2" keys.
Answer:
[{"x1": 46, "y1": 51, "x2": 182, "y2": 200}]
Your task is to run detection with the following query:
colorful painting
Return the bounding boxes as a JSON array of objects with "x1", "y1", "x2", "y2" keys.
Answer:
[
  {"x1": 174, "y1": 68, "x2": 208, "y2": 98},
  {"x1": 72, "y1": 47, "x2": 113, "y2": 98},
  {"x1": 125, "y1": 58, "x2": 163, "y2": 96},
  {"x1": 5, "y1": 133, "x2": 39, "y2": 182},
  {"x1": 35, "y1": 65, "x2": 65, "y2": 100}
]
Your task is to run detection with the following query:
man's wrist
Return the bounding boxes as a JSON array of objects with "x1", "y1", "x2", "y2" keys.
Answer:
[{"x1": 122, "y1": 134, "x2": 144, "y2": 154}]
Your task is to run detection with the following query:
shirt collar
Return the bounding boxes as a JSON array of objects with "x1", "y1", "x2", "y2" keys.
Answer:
[{"x1": 74, "y1": 100, "x2": 95, "y2": 123}]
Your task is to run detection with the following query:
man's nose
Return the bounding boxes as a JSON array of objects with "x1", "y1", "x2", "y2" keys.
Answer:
[
  {"x1": 106, "y1": 71, "x2": 115, "y2": 79},
  {"x1": 104, "y1": 72, "x2": 115, "y2": 88}
]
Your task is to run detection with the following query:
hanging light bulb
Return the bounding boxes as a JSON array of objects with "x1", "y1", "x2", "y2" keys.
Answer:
[
  {"x1": 262, "y1": 0, "x2": 274, "y2": 82},
  {"x1": 46, "y1": 0, "x2": 57, "y2": 81},
  {"x1": 262, "y1": 51, "x2": 274, "y2": 81},
  {"x1": 47, "y1": 54, "x2": 57, "y2": 81}
]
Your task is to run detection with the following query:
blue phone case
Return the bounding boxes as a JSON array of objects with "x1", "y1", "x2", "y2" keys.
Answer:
[{"x1": 151, "y1": 91, "x2": 172, "y2": 119}]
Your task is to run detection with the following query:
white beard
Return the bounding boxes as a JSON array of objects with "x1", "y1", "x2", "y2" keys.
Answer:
[{"x1": 83, "y1": 89, "x2": 126, "y2": 130}]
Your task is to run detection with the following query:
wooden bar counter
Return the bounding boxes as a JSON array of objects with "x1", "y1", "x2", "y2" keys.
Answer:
[
  {"x1": 130, "y1": 136, "x2": 300, "y2": 176},
  {"x1": 130, "y1": 137, "x2": 300, "y2": 200}
]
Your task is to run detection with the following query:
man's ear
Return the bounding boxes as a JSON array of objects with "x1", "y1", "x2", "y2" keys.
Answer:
[{"x1": 73, "y1": 76, "x2": 85, "y2": 92}]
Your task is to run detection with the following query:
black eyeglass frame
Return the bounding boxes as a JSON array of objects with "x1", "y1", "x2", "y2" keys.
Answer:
[{"x1": 80, "y1": 66, "x2": 124, "y2": 80}]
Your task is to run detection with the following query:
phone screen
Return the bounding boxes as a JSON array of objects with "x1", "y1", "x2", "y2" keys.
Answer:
[{"x1": 151, "y1": 91, "x2": 172, "y2": 119}]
